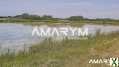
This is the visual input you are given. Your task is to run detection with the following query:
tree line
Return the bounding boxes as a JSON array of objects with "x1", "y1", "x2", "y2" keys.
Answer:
[{"x1": 0, "y1": 13, "x2": 119, "y2": 22}]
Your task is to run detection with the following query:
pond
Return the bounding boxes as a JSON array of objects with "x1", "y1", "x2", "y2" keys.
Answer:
[{"x1": 0, "y1": 23, "x2": 119, "y2": 54}]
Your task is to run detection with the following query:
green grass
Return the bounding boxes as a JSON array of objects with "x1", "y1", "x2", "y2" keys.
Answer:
[{"x1": 0, "y1": 32, "x2": 119, "y2": 67}]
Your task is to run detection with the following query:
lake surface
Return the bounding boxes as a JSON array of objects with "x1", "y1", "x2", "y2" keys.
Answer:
[
  {"x1": 0, "y1": 23, "x2": 119, "y2": 53},
  {"x1": 0, "y1": 23, "x2": 40, "y2": 54}
]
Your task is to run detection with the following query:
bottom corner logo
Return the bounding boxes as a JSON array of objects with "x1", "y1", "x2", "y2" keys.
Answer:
[{"x1": 110, "y1": 58, "x2": 118, "y2": 67}]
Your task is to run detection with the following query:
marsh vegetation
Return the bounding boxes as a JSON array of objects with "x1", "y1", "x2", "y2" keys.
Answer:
[{"x1": 0, "y1": 32, "x2": 119, "y2": 67}]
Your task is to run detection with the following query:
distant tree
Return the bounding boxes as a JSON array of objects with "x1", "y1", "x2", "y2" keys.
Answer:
[
  {"x1": 0, "y1": 16, "x2": 7, "y2": 18},
  {"x1": 67, "y1": 16, "x2": 84, "y2": 21},
  {"x1": 41, "y1": 15, "x2": 53, "y2": 20},
  {"x1": 21, "y1": 13, "x2": 30, "y2": 18},
  {"x1": 14, "y1": 13, "x2": 30, "y2": 18},
  {"x1": 14, "y1": 13, "x2": 54, "y2": 20}
]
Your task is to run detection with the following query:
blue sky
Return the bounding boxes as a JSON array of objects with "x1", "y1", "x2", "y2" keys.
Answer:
[{"x1": 0, "y1": 0, "x2": 119, "y2": 19}]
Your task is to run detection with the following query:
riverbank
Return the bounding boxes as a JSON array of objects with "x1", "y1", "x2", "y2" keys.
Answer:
[
  {"x1": 0, "y1": 32, "x2": 119, "y2": 67},
  {"x1": 0, "y1": 18, "x2": 119, "y2": 26}
]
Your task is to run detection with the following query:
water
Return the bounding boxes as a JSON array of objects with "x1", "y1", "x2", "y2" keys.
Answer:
[
  {"x1": 82, "y1": 24, "x2": 119, "y2": 35},
  {"x1": 0, "y1": 23, "x2": 119, "y2": 53},
  {"x1": 0, "y1": 23, "x2": 40, "y2": 53}
]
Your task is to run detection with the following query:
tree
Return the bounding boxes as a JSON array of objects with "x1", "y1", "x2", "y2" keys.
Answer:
[
  {"x1": 41, "y1": 15, "x2": 53, "y2": 20},
  {"x1": 67, "y1": 16, "x2": 84, "y2": 21}
]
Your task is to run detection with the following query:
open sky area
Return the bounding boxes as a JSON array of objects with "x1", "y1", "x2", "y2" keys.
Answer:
[{"x1": 0, "y1": 0, "x2": 119, "y2": 19}]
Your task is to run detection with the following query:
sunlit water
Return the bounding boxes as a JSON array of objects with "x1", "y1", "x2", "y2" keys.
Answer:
[{"x1": 0, "y1": 23, "x2": 119, "y2": 54}]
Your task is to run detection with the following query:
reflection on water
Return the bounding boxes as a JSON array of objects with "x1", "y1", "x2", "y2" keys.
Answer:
[{"x1": 0, "y1": 23, "x2": 119, "y2": 53}]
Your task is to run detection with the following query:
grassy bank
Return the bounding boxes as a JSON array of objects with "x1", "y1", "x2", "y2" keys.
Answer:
[
  {"x1": 0, "y1": 13, "x2": 119, "y2": 25},
  {"x1": 0, "y1": 32, "x2": 119, "y2": 67},
  {"x1": 0, "y1": 18, "x2": 119, "y2": 25}
]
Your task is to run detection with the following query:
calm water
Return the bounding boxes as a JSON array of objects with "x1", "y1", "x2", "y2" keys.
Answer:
[
  {"x1": 0, "y1": 23, "x2": 40, "y2": 53},
  {"x1": 0, "y1": 23, "x2": 119, "y2": 53}
]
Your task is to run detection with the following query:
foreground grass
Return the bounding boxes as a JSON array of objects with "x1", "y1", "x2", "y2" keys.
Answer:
[{"x1": 0, "y1": 33, "x2": 119, "y2": 67}]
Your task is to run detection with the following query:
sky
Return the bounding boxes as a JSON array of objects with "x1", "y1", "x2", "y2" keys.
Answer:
[{"x1": 0, "y1": 0, "x2": 119, "y2": 19}]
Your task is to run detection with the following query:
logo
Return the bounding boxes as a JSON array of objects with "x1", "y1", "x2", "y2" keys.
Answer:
[
  {"x1": 89, "y1": 57, "x2": 118, "y2": 67},
  {"x1": 32, "y1": 26, "x2": 88, "y2": 37},
  {"x1": 110, "y1": 58, "x2": 118, "y2": 67}
]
